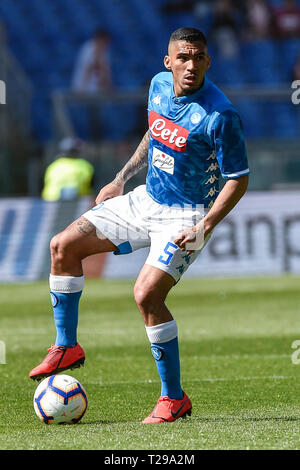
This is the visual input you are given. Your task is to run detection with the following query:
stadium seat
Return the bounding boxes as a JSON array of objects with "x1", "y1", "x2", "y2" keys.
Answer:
[
  {"x1": 233, "y1": 99, "x2": 266, "y2": 139},
  {"x1": 265, "y1": 103, "x2": 299, "y2": 138},
  {"x1": 278, "y1": 39, "x2": 300, "y2": 82},
  {"x1": 208, "y1": 55, "x2": 246, "y2": 87},
  {"x1": 241, "y1": 40, "x2": 282, "y2": 86}
]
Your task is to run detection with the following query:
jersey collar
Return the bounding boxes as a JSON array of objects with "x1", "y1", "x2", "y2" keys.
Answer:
[{"x1": 171, "y1": 76, "x2": 209, "y2": 104}]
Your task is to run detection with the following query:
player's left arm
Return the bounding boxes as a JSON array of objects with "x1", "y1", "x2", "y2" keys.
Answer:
[
  {"x1": 203, "y1": 174, "x2": 249, "y2": 233},
  {"x1": 174, "y1": 175, "x2": 248, "y2": 254},
  {"x1": 175, "y1": 109, "x2": 249, "y2": 254}
]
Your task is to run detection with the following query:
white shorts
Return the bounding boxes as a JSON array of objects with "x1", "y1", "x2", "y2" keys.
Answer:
[{"x1": 83, "y1": 185, "x2": 209, "y2": 283}]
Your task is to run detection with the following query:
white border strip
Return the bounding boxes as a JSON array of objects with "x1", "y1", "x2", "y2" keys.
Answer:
[{"x1": 223, "y1": 168, "x2": 250, "y2": 178}]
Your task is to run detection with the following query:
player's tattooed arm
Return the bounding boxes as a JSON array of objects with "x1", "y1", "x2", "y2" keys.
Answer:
[
  {"x1": 113, "y1": 130, "x2": 149, "y2": 186},
  {"x1": 95, "y1": 131, "x2": 149, "y2": 204}
]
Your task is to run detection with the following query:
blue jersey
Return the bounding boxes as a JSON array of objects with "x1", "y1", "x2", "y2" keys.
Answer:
[{"x1": 146, "y1": 72, "x2": 249, "y2": 208}]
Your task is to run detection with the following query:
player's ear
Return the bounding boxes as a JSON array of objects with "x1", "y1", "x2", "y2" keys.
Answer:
[
  {"x1": 164, "y1": 55, "x2": 172, "y2": 71},
  {"x1": 206, "y1": 54, "x2": 211, "y2": 70}
]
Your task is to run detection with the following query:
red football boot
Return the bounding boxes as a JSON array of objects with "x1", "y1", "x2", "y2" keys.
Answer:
[
  {"x1": 29, "y1": 343, "x2": 85, "y2": 381},
  {"x1": 142, "y1": 391, "x2": 192, "y2": 424}
]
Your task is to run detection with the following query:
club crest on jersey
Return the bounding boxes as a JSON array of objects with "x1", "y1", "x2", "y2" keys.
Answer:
[
  {"x1": 190, "y1": 112, "x2": 202, "y2": 124},
  {"x1": 152, "y1": 147, "x2": 174, "y2": 174},
  {"x1": 149, "y1": 110, "x2": 189, "y2": 152}
]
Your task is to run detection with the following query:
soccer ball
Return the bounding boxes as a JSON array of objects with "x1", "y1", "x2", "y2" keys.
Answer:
[{"x1": 33, "y1": 374, "x2": 88, "y2": 424}]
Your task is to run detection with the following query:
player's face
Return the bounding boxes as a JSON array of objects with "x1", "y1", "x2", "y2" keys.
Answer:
[{"x1": 164, "y1": 40, "x2": 210, "y2": 97}]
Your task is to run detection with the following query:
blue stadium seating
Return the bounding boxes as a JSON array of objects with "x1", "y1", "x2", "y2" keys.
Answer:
[
  {"x1": 207, "y1": 55, "x2": 247, "y2": 87},
  {"x1": 0, "y1": 0, "x2": 298, "y2": 141},
  {"x1": 278, "y1": 39, "x2": 300, "y2": 82},
  {"x1": 240, "y1": 40, "x2": 282, "y2": 85}
]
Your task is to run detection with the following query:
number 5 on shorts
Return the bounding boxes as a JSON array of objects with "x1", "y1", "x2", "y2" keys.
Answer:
[{"x1": 158, "y1": 242, "x2": 178, "y2": 266}]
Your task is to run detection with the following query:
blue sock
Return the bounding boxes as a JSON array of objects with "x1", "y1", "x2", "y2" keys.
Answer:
[
  {"x1": 49, "y1": 274, "x2": 84, "y2": 347},
  {"x1": 151, "y1": 337, "x2": 183, "y2": 400},
  {"x1": 50, "y1": 291, "x2": 82, "y2": 347}
]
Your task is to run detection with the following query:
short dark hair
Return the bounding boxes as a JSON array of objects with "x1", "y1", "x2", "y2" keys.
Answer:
[
  {"x1": 169, "y1": 27, "x2": 207, "y2": 46},
  {"x1": 93, "y1": 28, "x2": 111, "y2": 40}
]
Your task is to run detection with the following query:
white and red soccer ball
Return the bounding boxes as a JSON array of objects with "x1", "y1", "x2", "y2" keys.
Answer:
[{"x1": 33, "y1": 374, "x2": 87, "y2": 424}]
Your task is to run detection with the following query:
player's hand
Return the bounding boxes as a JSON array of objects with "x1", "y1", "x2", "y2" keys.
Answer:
[
  {"x1": 95, "y1": 181, "x2": 124, "y2": 205},
  {"x1": 174, "y1": 222, "x2": 206, "y2": 255}
]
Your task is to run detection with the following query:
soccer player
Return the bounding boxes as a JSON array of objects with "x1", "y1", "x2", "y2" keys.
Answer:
[{"x1": 29, "y1": 28, "x2": 249, "y2": 423}]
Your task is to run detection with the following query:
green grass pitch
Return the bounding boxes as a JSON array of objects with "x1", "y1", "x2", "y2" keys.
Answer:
[{"x1": 0, "y1": 276, "x2": 300, "y2": 450}]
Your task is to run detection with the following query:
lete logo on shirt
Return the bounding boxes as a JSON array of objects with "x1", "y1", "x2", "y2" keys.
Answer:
[{"x1": 149, "y1": 110, "x2": 189, "y2": 152}]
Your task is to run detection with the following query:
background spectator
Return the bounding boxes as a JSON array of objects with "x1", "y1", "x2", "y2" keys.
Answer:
[
  {"x1": 209, "y1": 0, "x2": 242, "y2": 58},
  {"x1": 245, "y1": 0, "x2": 274, "y2": 40},
  {"x1": 71, "y1": 28, "x2": 113, "y2": 93},
  {"x1": 273, "y1": 0, "x2": 300, "y2": 38},
  {"x1": 42, "y1": 137, "x2": 94, "y2": 201}
]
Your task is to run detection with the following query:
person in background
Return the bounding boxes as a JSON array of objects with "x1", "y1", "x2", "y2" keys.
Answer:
[
  {"x1": 42, "y1": 137, "x2": 94, "y2": 202},
  {"x1": 71, "y1": 28, "x2": 113, "y2": 93},
  {"x1": 273, "y1": 0, "x2": 300, "y2": 38},
  {"x1": 71, "y1": 29, "x2": 114, "y2": 141},
  {"x1": 209, "y1": 0, "x2": 241, "y2": 58},
  {"x1": 245, "y1": 0, "x2": 273, "y2": 40}
]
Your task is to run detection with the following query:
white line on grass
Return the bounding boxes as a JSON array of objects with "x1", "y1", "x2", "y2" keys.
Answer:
[
  {"x1": 94, "y1": 353, "x2": 291, "y2": 361},
  {"x1": 87, "y1": 375, "x2": 296, "y2": 387}
]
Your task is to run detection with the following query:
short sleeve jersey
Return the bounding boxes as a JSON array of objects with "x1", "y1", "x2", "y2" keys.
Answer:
[{"x1": 146, "y1": 72, "x2": 249, "y2": 208}]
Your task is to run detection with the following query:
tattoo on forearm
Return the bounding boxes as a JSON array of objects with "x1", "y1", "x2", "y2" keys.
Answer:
[
  {"x1": 76, "y1": 217, "x2": 96, "y2": 235},
  {"x1": 113, "y1": 130, "x2": 149, "y2": 185}
]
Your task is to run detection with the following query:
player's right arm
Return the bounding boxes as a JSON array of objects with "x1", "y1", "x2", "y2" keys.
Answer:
[{"x1": 95, "y1": 130, "x2": 149, "y2": 204}]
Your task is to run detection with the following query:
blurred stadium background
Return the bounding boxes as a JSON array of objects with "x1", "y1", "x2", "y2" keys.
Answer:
[{"x1": 0, "y1": 0, "x2": 300, "y2": 282}]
